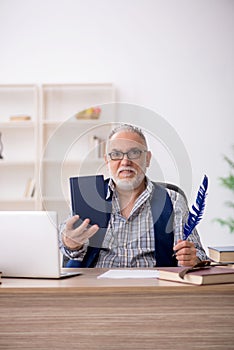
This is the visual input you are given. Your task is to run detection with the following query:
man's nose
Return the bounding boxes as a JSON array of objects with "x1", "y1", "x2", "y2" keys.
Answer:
[{"x1": 121, "y1": 154, "x2": 131, "y2": 162}]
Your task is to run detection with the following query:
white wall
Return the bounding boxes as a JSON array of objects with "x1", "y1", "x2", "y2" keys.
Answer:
[{"x1": 0, "y1": 0, "x2": 233, "y2": 251}]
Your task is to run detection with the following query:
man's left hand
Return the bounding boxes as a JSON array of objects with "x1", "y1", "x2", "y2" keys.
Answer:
[{"x1": 173, "y1": 239, "x2": 199, "y2": 266}]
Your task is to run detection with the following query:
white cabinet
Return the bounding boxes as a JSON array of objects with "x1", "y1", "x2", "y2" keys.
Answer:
[
  {"x1": 0, "y1": 85, "x2": 38, "y2": 210},
  {"x1": 0, "y1": 83, "x2": 116, "y2": 222}
]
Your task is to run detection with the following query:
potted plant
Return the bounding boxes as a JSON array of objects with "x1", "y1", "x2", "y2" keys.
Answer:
[{"x1": 215, "y1": 147, "x2": 234, "y2": 233}]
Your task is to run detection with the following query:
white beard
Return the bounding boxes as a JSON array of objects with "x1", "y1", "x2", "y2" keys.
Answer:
[
  {"x1": 109, "y1": 166, "x2": 146, "y2": 191},
  {"x1": 115, "y1": 173, "x2": 145, "y2": 191}
]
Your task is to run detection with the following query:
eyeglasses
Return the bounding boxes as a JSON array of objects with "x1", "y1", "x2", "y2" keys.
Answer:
[{"x1": 108, "y1": 149, "x2": 147, "y2": 161}]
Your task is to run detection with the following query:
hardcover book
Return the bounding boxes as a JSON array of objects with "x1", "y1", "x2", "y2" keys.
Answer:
[
  {"x1": 208, "y1": 246, "x2": 234, "y2": 263},
  {"x1": 69, "y1": 175, "x2": 110, "y2": 248},
  {"x1": 10, "y1": 115, "x2": 31, "y2": 121},
  {"x1": 158, "y1": 266, "x2": 234, "y2": 285}
]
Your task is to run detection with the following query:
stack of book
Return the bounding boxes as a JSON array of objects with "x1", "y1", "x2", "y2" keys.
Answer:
[
  {"x1": 208, "y1": 246, "x2": 234, "y2": 264},
  {"x1": 158, "y1": 246, "x2": 234, "y2": 285}
]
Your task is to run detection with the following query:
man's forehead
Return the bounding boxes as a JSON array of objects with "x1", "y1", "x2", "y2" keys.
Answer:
[
  {"x1": 108, "y1": 137, "x2": 144, "y2": 150},
  {"x1": 108, "y1": 131, "x2": 146, "y2": 149}
]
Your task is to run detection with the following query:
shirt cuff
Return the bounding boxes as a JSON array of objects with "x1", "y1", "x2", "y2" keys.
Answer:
[{"x1": 62, "y1": 240, "x2": 89, "y2": 260}]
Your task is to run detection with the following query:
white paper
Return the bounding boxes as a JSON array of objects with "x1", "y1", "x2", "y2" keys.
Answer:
[{"x1": 97, "y1": 269, "x2": 159, "y2": 279}]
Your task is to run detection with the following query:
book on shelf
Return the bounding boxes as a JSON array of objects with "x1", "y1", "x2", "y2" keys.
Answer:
[
  {"x1": 90, "y1": 135, "x2": 106, "y2": 158},
  {"x1": 158, "y1": 266, "x2": 234, "y2": 285},
  {"x1": 208, "y1": 246, "x2": 234, "y2": 263},
  {"x1": 24, "y1": 178, "x2": 36, "y2": 198},
  {"x1": 0, "y1": 271, "x2": 2, "y2": 284},
  {"x1": 9, "y1": 115, "x2": 31, "y2": 121}
]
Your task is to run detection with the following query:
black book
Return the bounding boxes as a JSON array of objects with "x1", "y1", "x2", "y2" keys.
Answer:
[{"x1": 69, "y1": 175, "x2": 110, "y2": 248}]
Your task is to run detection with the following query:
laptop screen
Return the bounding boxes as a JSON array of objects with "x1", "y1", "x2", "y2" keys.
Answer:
[{"x1": 0, "y1": 211, "x2": 62, "y2": 278}]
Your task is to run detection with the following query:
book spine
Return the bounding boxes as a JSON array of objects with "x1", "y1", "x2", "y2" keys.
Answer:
[{"x1": 69, "y1": 178, "x2": 76, "y2": 216}]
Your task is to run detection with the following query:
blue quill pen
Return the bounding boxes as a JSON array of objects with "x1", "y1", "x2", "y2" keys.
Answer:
[{"x1": 183, "y1": 175, "x2": 208, "y2": 240}]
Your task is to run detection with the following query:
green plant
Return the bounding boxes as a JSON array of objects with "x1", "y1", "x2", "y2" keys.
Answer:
[{"x1": 215, "y1": 147, "x2": 234, "y2": 233}]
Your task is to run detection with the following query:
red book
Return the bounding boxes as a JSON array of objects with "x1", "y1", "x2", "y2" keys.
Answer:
[{"x1": 158, "y1": 266, "x2": 234, "y2": 285}]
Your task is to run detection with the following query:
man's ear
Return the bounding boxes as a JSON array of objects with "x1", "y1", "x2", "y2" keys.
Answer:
[
  {"x1": 146, "y1": 150, "x2": 152, "y2": 167},
  {"x1": 104, "y1": 154, "x2": 109, "y2": 165}
]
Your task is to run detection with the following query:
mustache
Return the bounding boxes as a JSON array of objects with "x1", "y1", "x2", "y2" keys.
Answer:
[{"x1": 117, "y1": 166, "x2": 137, "y2": 176}]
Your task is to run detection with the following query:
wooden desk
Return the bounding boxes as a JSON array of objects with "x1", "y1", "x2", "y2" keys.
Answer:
[{"x1": 1, "y1": 268, "x2": 234, "y2": 349}]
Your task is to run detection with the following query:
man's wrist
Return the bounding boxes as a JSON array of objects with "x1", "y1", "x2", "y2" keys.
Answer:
[{"x1": 62, "y1": 234, "x2": 83, "y2": 251}]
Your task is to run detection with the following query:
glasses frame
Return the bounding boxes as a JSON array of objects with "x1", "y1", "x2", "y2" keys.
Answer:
[{"x1": 108, "y1": 149, "x2": 147, "y2": 161}]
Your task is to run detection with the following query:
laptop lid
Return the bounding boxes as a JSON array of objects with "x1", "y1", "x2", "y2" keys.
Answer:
[{"x1": 0, "y1": 211, "x2": 80, "y2": 279}]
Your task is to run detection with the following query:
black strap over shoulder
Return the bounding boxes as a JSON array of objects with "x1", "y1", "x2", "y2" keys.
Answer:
[{"x1": 151, "y1": 183, "x2": 177, "y2": 267}]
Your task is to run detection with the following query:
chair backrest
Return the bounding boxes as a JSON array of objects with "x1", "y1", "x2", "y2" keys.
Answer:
[{"x1": 156, "y1": 182, "x2": 188, "y2": 204}]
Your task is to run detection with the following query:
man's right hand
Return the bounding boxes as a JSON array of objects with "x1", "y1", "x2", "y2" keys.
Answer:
[{"x1": 62, "y1": 215, "x2": 99, "y2": 250}]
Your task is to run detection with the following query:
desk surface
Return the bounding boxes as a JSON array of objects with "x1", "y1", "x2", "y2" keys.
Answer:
[
  {"x1": 1, "y1": 267, "x2": 234, "y2": 294},
  {"x1": 1, "y1": 268, "x2": 234, "y2": 350}
]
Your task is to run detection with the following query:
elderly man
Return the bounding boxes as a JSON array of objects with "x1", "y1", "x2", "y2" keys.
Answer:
[{"x1": 60, "y1": 123, "x2": 207, "y2": 267}]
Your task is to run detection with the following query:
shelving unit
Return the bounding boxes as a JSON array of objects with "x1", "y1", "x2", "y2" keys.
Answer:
[
  {"x1": 0, "y1": 83, "x2": 116, "y2": 222},
  {"x1": 0, "y1": 85, "x2": 38, "y2": 210}
]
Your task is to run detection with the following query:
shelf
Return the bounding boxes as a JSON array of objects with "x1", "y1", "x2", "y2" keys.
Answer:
[
  {"x1": 0, "y1": 84, "x2": 38, "y2": 124},
  {"x1": 42, "y1": 197, "x2": 70, "y2": 202},
  {"x1": 0, "y1": 198, "x2": 35, "y2": 203},
  {"x1": 42, "y1": 119, "x2": 103, "y2": 128},
  {"x1": 0, "y1": 83, "x2": 115, "y2": 220},
  {"x1": 0, "y1": 198, "x2": 37, "y2": 211},
  {"x1": 0, "y1": 84, "x2": 38, "y2": 88},
  {"x1": 0, "y1": 160, "x2": 36, "y2": 166},
  {"x1": 0, "y1": 121, "x2": 35, "y2": 129},
  {"x1": 41, "y1": 158, "x2": 104, "y2": 164},
  {"x1": 41, "y1": 83, "x2": 115, "y2": 122}
]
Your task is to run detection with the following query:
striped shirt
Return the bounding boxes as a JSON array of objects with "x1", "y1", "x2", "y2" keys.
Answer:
[
  {"x1": 95, "y1": 179, "x2": 155, "y2": 267},
  {"x1": 59, "y1": 178, "x2": 207, "y2": 267}
]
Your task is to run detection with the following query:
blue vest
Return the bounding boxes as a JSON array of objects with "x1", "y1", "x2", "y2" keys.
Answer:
[{"x1": 66, "y1": 181, "x2": 177, "y2": 268}]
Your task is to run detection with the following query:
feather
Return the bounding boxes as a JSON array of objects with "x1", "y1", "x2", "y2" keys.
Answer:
[{"x1": 183, "y1": 175, "x2": 208, "y2": 240}]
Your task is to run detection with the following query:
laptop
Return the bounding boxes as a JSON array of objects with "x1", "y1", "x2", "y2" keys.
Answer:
[{"x1": 0, "y1": 211, "x2": 82, "y2": 279}]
